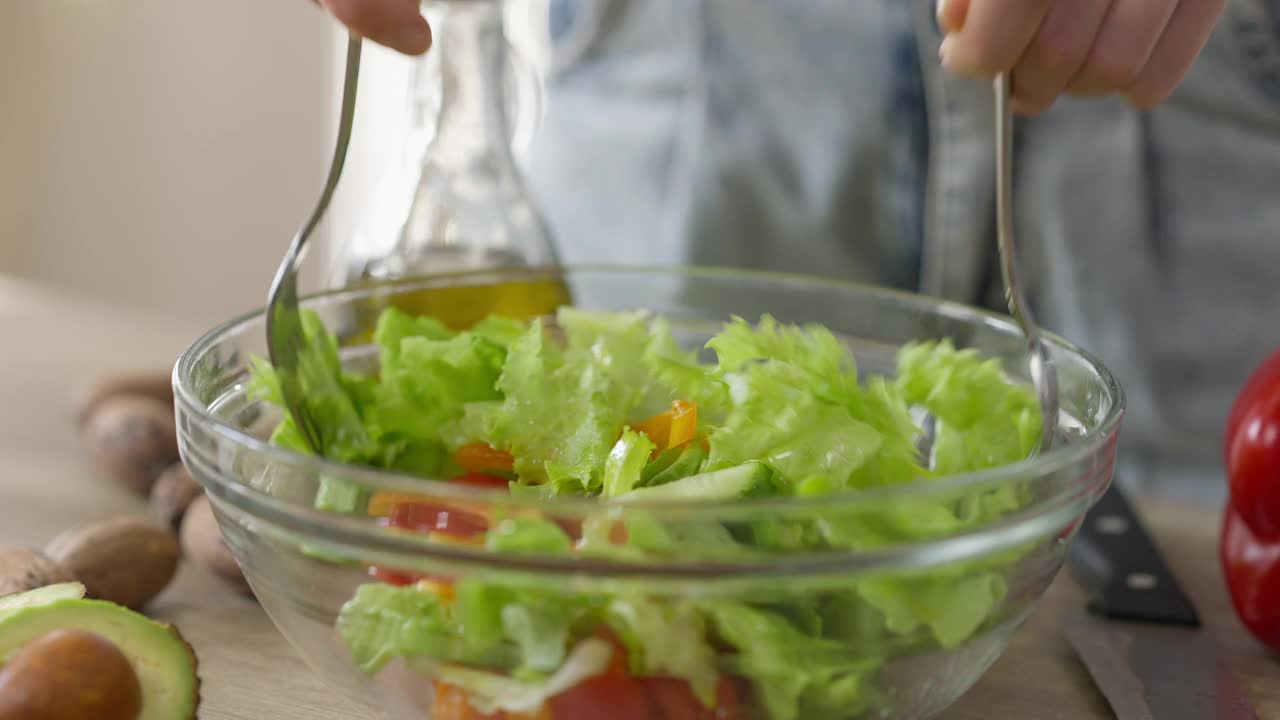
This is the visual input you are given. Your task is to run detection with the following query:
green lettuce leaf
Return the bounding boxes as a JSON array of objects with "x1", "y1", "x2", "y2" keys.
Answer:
[
  {"x1": 707, "y1": 362, "x2": 883, "y2": 488},
  {"x1": 374, "y1": 307, "x2": 454, "y2": 379},
  {"x1": 336, "y1": 584, "x2": 462, "y2": 675},
  {"x1": 417, "y1": 638, "x2": 614, "y2": 716},
  {"x1": 698, "y1": 600, "x2": 879, "y2": 720},
  {"x1": 606, "y1": 598, "x2": 720, "y2": 706},
  {"x1": 464, "y1": 319, "x2": 623, "y2": 492},
  {"x1": 643, "y1": 316, "x2": 729, "y2": 413},
  {"x1": 852, "y1": 567, "x2": 1012, "y2": 651},
  {"x1": 602, "y1": 429, "x2": 657, "y2": 498},
  {"x1": 372, "y1": 333, "x2": 505, "y2": 444},
  {"x1": 895, "y1": 339, "x2": 1041, "y2": 474},
  {"x1": 485, "y1": 517, "x2": 573, "y2": 555},
  {"x1": 501, "y1": 596, "x2": 580, "y2": 677},
  {"x1": 556, "y1": 308, "x2": 662, "y2": 414}
]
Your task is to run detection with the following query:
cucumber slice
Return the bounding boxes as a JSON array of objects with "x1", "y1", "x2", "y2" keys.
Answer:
[{"x1": 619, "y1": 462, "x2": 772, "y2": 502}]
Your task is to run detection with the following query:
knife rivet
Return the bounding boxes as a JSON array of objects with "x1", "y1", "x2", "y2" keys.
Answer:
[
  {"x1": 1095, "y1": 515, "x2": 1129, "y2": 535},
  {"x1": 1126, "y1": 572, "x2": 1158, "y2": 590}
]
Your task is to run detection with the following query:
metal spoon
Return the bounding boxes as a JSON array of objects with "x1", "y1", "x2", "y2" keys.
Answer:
[
  {"x1": 265, "y1": 33, "x2": 364, "y2": 454},
  {"x1": 995, "y1": 72, "x2": 1058, "y2": 454},
  {"x1": 911, "y1": 75, "x2": 1060, "y2": 465}
]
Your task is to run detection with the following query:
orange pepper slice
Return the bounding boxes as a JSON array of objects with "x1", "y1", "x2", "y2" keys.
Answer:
[
  {"x1": 668, "y1": 400, "x2": 698, "y2": 449},
  {"x1": 632, "y1": 400, "x2": 699, "y2": 452},
  {"x1": 632, "y1": 413, "x2": 672, "y2": 449},
  {"x1": 432, "y1": 682, "x2": 505, "y2": 720},
  {"x1": 455, "y1": 442, "x2": 516, "y2": 473}
]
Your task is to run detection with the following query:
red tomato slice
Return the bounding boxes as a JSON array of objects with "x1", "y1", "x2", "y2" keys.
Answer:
[
  {"x1": 644, "y1": 678, "x2": 704, "y2": 720},
  {"x1": 642, "y1": 677, "x2": 743, "y2": 720},
  {"x1": 368, "y1": 474, "x2": 507, "y2": 588},
  {"x1": 367, "y1": 473, "x2": 507, "y2": 518},
  {"x1": 381, "y1": 501, "x2": 490, "y2": 539},
  {"x1": 1225, "y1": 349, "x2": 1280, "y2": 540},
  {"x1": 453, "y1": 471, "x2": 514, "y2": 490},
  {"x1": 367, "y1": 566, "x2": 422, "y2": 587},
  {"x1": 546, "y1": 674, "x2": 653, "y2": 720},
  {"x1": 367, "y1": 498, "x2": 489, "y2": 585},
  {"x1": 595, "y1": 629, "x2": 631, "y2": 677}
]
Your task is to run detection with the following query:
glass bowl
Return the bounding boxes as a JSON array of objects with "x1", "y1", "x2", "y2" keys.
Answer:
[{"x1": 174, "y1": 266, "x2": 1124, "y2": 720}]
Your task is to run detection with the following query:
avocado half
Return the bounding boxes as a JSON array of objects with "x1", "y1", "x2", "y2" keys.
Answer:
[{"x1": 0, "y1": 587, "x2": 200, "y2": 720}]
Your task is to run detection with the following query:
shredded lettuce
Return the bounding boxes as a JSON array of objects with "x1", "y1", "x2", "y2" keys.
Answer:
[
  {"x1": 708, "y1": 362, "x2": 884, "y2": 489},
  {"x1": 896, "y1": 339, "x2": 1042, "y2": 473},
  {"x1": 698, "y1": 600, "x2": 880, "y2": 720},
  {"x1": 601, "y1": 430, "x2": 657, "y2": 498},
  {"x1": 606, "y1": 598, "x2": 720, "y2": 706},
  {"x1": 416, "y1": 638, "x2": 614, "y2": 716},
  {"x1": 465, "y1": 319, "x2": 624, "y2": 492},
  {"x1": 485, "y1": 517, "x2": 573, "y2": 555},
  {"x1": 336, "y1": 584, "x2": 462, "y2": 675},
  {"x1": 254, "y1": 309, "x2": 1047, "y2": 720}
]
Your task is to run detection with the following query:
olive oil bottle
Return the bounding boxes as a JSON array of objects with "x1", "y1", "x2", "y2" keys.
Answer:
[{"x1": 328, "y1": 0, "x2": 568, "y2": 335}]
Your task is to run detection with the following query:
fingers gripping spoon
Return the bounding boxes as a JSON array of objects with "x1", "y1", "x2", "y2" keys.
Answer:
[{"x1": 265, "y1": 33, "x2": 366, "y2": 455}]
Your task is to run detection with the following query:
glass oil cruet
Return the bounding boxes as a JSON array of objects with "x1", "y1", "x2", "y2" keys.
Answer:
[{"x1": 329, "y1": 0, "x2": 569, "y2": 331}]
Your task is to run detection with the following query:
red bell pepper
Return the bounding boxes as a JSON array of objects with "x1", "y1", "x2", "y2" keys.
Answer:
[
  {"x1": 1222, "y1": 349, "x2": 1280, "y2": 650},
  {"x1": 1221, "y1": 507, "x2": 1280, "y2": 650}
]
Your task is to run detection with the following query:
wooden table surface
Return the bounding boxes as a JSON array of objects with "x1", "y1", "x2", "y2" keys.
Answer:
[{"x1": 0, "y1": 274, "x2": 1277, "y2": 720}]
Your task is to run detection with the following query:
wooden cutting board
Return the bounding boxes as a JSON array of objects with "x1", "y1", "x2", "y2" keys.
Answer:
[{"x1": 0, "y1": 274, "x2": 1275, "y2": 719}]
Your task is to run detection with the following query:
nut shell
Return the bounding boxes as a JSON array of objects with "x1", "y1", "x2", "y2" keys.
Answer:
[
  {"x1": 83, "y1": 395, "x2": 179, "y2": 496},
  {"x1": 0, "y1": 549, "x2": 76, "y2": 599},
  {"x1": 74, "y1": 372, "x2": 173, "y2": 427},
  {"x1": 180, "y1": 496, "x2": 251, "y2": 595},
  {"x1": 149, "y1": 464, "x2": 203, "y2": 532},
  {"x1": 44, "y1": 517, "x2": 179, "y2": 610}
]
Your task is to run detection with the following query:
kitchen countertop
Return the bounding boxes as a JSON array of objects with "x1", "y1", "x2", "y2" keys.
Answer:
[{"x1": 0, "y1": 273, "x2": 1276, "y2": 719}]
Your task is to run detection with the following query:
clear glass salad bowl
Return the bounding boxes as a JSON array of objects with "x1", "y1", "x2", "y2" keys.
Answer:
[{"x1": 174, "y1": 266, "x2": 1124, "y2": 720}]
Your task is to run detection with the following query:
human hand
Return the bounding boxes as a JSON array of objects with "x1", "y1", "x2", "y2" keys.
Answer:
[
  {"x1": 937, "y1": 0, "x2": 1228, "y2": 113},
  {"x1": 314, "y1": 0, "x2": 433, "y2": 56}
]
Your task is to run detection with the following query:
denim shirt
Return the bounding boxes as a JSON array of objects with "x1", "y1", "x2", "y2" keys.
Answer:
[{"x1": 522, "y1": 0, "x2": 1280, "y2": 503}]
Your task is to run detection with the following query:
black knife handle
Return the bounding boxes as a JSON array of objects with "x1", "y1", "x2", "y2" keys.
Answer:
[{"x1": 1069, "y1": 480, "x2": 1201, "y2": 627}]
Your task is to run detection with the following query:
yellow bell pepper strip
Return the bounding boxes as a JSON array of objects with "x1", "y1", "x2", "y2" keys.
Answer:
[{"x1": 632, "y1": 400, "x2": 699, "y2": 453}]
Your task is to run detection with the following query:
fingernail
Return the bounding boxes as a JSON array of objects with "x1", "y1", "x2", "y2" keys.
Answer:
[
  {"x1": 936, "y1": 0, "x2": 968, "y2": 33},
  {"x1": 938, "y1": 35, "x2": 955, "y2": 68},
  {"x1": 388, "y1": 19, "x2": 433, "y2": 56}
]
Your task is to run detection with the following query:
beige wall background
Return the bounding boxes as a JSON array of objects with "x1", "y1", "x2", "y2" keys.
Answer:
[
  {"x1": 0, "y1": 1, "x2": 337, "y2": 327},
  {"x1": 0, "y1": 1, "x2": 552, "y2": 329}
]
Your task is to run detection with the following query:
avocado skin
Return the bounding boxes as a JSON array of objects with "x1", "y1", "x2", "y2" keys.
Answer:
[{"x1": 0, "y1": 598, "x2": 200, "y2": 720}]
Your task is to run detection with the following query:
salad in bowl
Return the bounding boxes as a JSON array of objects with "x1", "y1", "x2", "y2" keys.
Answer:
[{"x1": 173, "y1": 266, "x2": 1123, "y2": 720}]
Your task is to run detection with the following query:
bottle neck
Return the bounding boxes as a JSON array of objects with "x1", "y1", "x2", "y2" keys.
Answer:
[{"x1": 429, "y1": 2, "x2": 513, "y2": 168}]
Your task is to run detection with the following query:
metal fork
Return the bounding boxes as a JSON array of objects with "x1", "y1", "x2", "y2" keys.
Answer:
[
  {"x1": 265, "y1": 33, "x2": 364, "y2": 454},
  {"x1": 995, "y1": 72, "x2": 1059, "y2": 453}
]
